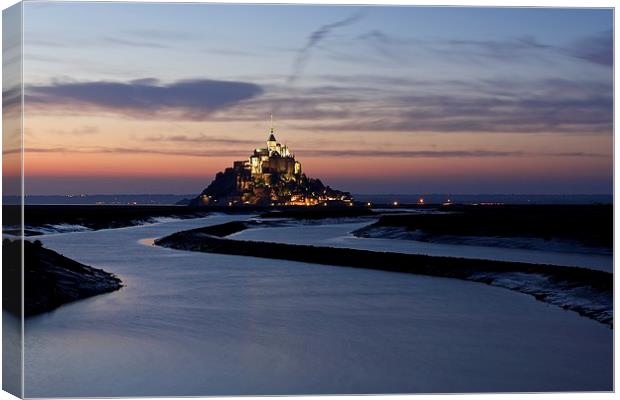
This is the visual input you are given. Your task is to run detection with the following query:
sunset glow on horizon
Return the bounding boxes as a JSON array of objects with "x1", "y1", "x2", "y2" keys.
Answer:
[{"x1": 8, "y1": 2, "x2": 613, "y2": 195}]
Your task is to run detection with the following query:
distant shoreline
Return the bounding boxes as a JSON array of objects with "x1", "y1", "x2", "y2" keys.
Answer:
[
  {"x1": 3, "y1": 205, "x2": 212, "y2": 236},
  {"x1": 3, "y1": 193, "x2": 613, "y2": 206},
  {"x1": 2, "y1": 204, "x2": 375, "y2": 236}
]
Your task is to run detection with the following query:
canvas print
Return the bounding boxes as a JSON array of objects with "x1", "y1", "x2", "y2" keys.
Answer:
[{"x1": 2, "y1": 1, "x2": 614, "y2": 397}]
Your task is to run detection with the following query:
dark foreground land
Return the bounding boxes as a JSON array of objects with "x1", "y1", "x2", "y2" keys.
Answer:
[
  {"x1": 3, "y1": 239, "x2": 122, "y2": 316},
  {"x1": 356, "y1": 204, "x2": 612, "y2": 249},
  {"x1": 155, "y1": 222, "x2": 613, "y2": 326}
]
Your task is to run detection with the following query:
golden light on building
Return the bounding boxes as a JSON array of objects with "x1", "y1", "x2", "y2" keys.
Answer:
[{"x1": 195, "y1": 116, "x2": 353, "y2": 207}]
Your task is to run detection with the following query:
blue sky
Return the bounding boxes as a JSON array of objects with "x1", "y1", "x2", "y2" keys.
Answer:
[{"x1": 23, "y1": 4, "x2": 612, "y2": 84}]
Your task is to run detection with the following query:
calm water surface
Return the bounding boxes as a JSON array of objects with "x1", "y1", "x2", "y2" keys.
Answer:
[{"x1": 25, "y1": 215, "x2": 612, "y2": 397}]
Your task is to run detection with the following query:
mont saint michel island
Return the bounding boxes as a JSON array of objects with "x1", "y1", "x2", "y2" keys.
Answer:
[{"x1": 191, "y1": 125, "x2": 353, "y2": 207}]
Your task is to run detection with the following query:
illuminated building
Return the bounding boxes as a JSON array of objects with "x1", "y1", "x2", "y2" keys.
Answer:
[
  {"x1": 191, "y1": 118, "x2": 352, "y2": 207},
  {"x1": 248, "y1": 126, "x2": 301, "y2": 182}
]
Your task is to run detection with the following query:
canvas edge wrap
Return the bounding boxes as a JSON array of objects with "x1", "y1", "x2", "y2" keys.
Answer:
[{"x1": 3, "y1": 1, "x2": 24, "y2": 398}]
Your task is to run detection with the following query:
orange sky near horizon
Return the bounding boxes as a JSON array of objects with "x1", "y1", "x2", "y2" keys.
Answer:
[{"x1": 21, "y1": 114, "x2": 612, "y2": 192}]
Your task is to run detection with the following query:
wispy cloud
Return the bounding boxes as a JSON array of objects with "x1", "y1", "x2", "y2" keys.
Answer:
[
  {"x1": 2, "y1": 86, "x2": 21, "y2": 110},
  {"x1": 350, "y1": 29, "x2": 610, "y2": 68},
  {"x1": 144, "y1": 134, "x2": 257, "y2": 145},
  {"x1": 287, "y1": 12, "x2": 363, "y2": 86},
  {"x1": 564, "y1": 30, "x2": 613, "y2": 67},
  {"x1": 26, "y1": 38, "x2": 66, "y2": 48},
  {"x1": 355, "y1": 30, "x2": 410, "y2": 63},
  {"x1": 49, "y1": 125, "x2": 100, "y2": 135},
  {"x1": 123, "y1": 28, "x2": 198, "y2": 42},
  {"x1": 441, "y1": 35, "x2": 551, "y2": 61},
  {"x1": 220, "y1": 77, "x2": 612, "y2": 134},
  {"x1": 290, "y1": 94, "x2": 612, "y2": 134},
  {"x1": 296, "y1": 149, "x2": 605, "y2": 158},
  {"x1": 13, "y1": 146, "x2": 245, "y2": 158},
  {"x1": 27, "y1": 29, "x2": 199, "y2": 49},
  {"x1": 204, "y1": 48, "x2": 260, "y2": 57},
  {"x1": 103, "y1": 37, "x2": 168, "y2": 49},
  {"x1": 348, "y1": 30, "x2": 555, "y2": 65}
]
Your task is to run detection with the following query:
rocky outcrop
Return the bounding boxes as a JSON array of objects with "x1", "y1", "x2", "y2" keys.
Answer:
[
  {"x1": 3, "y1": 239, "x2": 123, "y2": 316},
  {"x1": 190, "y1": 170, "x2": 352, "y2": 207}
]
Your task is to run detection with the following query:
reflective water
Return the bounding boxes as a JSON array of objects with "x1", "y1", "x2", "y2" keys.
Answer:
[{"x1": 25, "y1": 215, "x2": 612, "y2": 397}]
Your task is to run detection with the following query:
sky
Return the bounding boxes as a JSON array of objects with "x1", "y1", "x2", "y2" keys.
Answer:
[{"x1": 7, "y1": 2, "x2": 614, "y2": 195}]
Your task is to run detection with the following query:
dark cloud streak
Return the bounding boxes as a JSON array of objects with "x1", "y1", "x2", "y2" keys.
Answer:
[{"x1": 26, "y1": 78, "x2": 264, "y2": 119}]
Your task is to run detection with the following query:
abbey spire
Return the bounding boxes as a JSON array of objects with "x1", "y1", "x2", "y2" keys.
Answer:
[{"x1": 267, "y1": 113, "x2": 277, "y2": 145}]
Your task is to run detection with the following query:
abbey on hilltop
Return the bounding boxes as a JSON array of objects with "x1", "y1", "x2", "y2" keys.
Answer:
[{"x1": 191, "y1": 120, "x2": 353, "y2": 207}]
